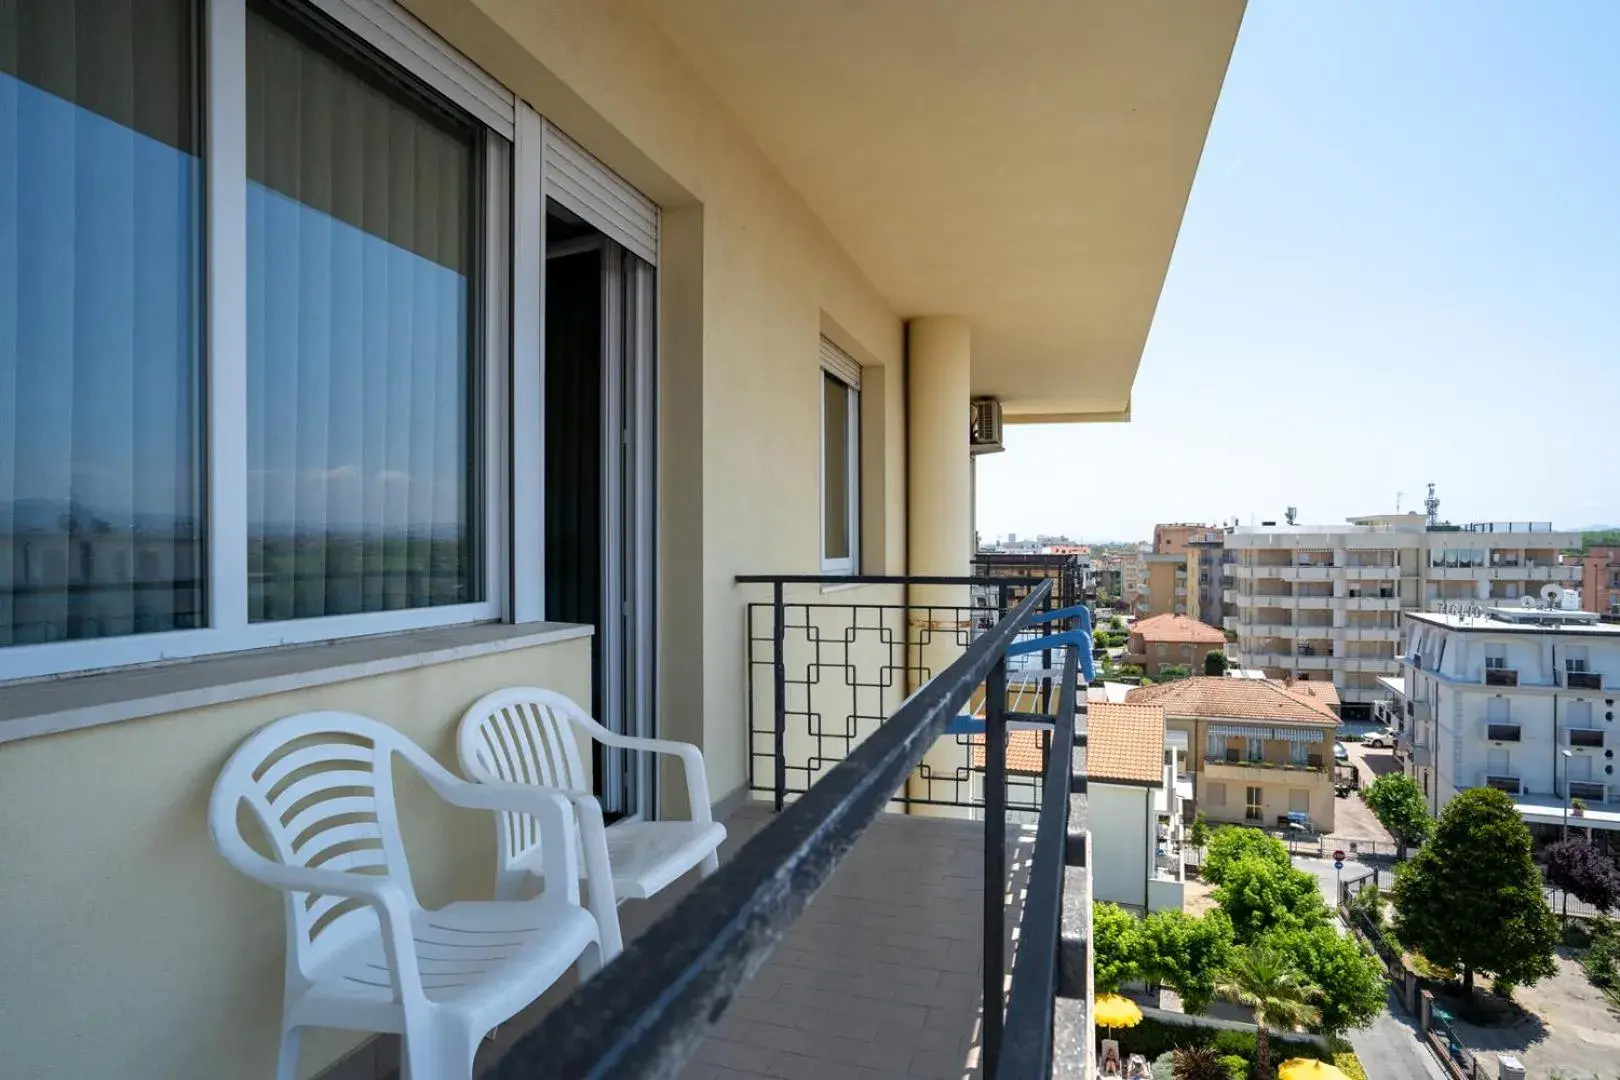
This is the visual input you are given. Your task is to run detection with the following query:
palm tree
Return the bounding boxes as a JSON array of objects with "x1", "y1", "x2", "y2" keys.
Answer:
[{"x1": 1214, "y1": 943, "x2": 1323, "y2": 1080}]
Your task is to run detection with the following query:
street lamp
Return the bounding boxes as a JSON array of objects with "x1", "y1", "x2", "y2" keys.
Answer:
[{"x1": 1561, "y1": 748, "x2": 1575, "y2": 841}]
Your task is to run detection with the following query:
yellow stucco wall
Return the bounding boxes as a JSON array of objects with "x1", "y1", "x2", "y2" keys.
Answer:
[
  {"x1": 395, "y1": 0, "x2": 909, "y2": 808},
  {"x1": 0, "y1": 637, "x2": 591, "y2": 1080}
]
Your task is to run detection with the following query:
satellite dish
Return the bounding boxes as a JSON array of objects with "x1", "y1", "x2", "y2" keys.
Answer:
[{"x1": 1541, "y1": 584, "x2": 1563, "y2": 605}]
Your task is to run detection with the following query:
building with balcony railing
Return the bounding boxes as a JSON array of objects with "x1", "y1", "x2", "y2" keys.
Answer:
[
  {"x1": 0, "y1": 0, "x2": 1246, "y2": 1075},
  {"x1": 1224, "y1": 514, "x2": 1580, "y2": 717},
  {"x1": 1402, "y1": 606, "x2": 1620, "y2": 848},
  {"x1": 1125, "y1": 677, "x2": 1339, "y2": 833}
]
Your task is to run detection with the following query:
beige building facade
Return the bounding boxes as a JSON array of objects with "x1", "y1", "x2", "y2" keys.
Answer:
[
  {"x1": 1128, "y1": 677, "x2": 1338, "y2": 834},
  {"x1": 1225, "y1": 515, "x2": 1579, "y2": 716},
  {"x1": 0, "y1": 1, "x2": 1242, "y2": 1077}
]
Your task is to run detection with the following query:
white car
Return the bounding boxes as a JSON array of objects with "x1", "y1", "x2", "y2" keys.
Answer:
[{"x1": 1361, "y1": 730, "x2": 1396, "y2": 749}]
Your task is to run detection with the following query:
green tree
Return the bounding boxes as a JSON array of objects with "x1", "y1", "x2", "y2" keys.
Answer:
[
  {"x1": 1188, "y1": 812, "x2": 1211, "y2": 863},
  {"x1": 1203, "y1": 650, "x2": 1229, "y2": 676},
  {"x1": 1215, "y1": 856, "x2": 1329, "y2": 942},
  {"x1": 1261, "y1": 923, "x2": 1387, "y2": 1036},
  {"x1": 1202, "y1": 826, "x2": 1291, "y2": 885},
  {"x1": 1392, "y1": 787, "x2": 1560, "y2": 1002},
  {"x1": 1214, "y1": 943, "x2": 1322, "y2": 1080},
  {"x1": 1137, "y1": 909, "x2": 1236, "y2": 1014},
  {"x1": 1093, "y1": 901, "x2": 1143, "y2": 992},
  {"x1": 1361, "y1": 773, "x2": 1434, "y2": 858}
]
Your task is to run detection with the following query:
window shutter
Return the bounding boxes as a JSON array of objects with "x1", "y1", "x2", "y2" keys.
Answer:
[
  {"x1": 819, "y1": 337, "x2": 862, "y2": 390},
  {"x1": 543, "y1": 121, "x2": 659, "y2": 265},
  {"x1": 308, "y1": 0, "x2": 516, "y2": 138}
]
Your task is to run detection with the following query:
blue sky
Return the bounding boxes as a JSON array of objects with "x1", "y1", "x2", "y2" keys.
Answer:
[{"x1": 977, "y1": 0, "x2": 1620, "y2": 543}]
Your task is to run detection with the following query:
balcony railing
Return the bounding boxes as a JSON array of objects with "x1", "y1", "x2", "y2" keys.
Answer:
[
  {"x1": 1567, "y1": 670, "x2": 1605, "y2": 691},
  {"x1": 1569, "y1": 728, "x2": 1605, "y2": 749},
  {"x1": 1485, "y1": 774, "x2": 1522, "y2": 794},
  {"x1": 487, "y1": 575, "x2": 1091, "y2": 1079},
  {"x1": 1204, "y1": 754, "x2": 1327, "y2": 775},
  {"x1": 1486, "y1": 723, "x2": 1521, "y2": 743},
  {"x1": 1484, "y1": 667, "x2": 1520, "y2": 687}
]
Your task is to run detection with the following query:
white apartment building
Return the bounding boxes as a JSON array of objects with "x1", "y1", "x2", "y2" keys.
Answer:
[
  {"x1": 1399, "y1": 606, "x2": 1620, "y2": 845},
  {"x1": 1224, "y1": 515, "x2": 1580, "y2": 717}
]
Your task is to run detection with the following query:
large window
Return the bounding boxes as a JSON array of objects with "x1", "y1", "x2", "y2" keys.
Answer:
[
  {"x1": 1, "y1": 0, "x2": 204, "y2": 646},
  {"x1": 245, "y1": 2, "x2": 480, "y2": 620},
  {"x1": 819, "y1": 340, "x2": 860, "y2": 574},
  {"x1": 0, "y1": 0, "x2": 520, "y2": 680}
]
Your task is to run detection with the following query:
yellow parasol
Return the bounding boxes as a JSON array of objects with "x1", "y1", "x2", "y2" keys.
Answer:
[
  {"x1": 1277, "y1": 1059, "x2": 1351, "y2": 1080},
  {"x1": 1093, "y1": 992, "x2": 1144, "y2": 1033}
]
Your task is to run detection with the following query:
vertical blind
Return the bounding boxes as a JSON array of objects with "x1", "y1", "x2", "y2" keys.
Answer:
[
  {"x1": 245, "y1": 1, "x2": 480, "y2": 621},
  {"x1": 0, "y1": 0, "x2": 204, "y2": 646}
]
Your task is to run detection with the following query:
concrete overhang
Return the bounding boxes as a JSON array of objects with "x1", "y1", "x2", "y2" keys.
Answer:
[{"x1": 641, "y1": 0, "x2": 1245, "y2": 421}]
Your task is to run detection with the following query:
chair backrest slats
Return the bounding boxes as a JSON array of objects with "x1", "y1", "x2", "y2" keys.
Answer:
[{"x1": 458, "y1": 689, "x2": 595, "y2": 876}]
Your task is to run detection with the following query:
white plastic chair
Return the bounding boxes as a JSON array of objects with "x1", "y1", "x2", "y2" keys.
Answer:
[
  {"x1": 457, "y1": 687, "x2": 726, "y2": 956},
  {"x1": 209, "y1": 711, "x2": 604, "y2": 1080}
]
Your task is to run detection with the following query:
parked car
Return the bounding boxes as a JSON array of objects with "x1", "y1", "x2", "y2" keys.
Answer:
[
  {"x1": 1361, "y1": 729, "x2": 1395, "y2": 749},
  {"x1": 1334, "y1": 741, "x2": 1350, "y2": 761}
]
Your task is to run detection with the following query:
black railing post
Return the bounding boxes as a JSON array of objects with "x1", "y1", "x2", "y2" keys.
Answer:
[
  {"x1": 984, "y1": 645, "x2": 1008, "y2": 1080},
  {"x1": 773, "y1": 580, "x2": 787, "y2": 812}
]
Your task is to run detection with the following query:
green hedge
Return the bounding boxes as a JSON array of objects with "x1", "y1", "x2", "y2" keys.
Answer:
[{"x1": 1112, "y1": 1016, "x2": 1332, "y2": 1070}]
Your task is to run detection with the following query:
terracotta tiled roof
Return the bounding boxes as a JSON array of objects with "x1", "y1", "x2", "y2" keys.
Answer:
[
  {"x1": 1125, "y1": 676, "x2": 1337, "y2": 725},
  {"x1": 1281, "y1": 678, "x2": 1340, "y2": 711},
  {"x1": 1131, "y1": 613, "x2": 1227, "y2": 645},
  {"x1": 969, "y1": 730, "x2": 1049, "y2": 776},
  {"x1": 1085, "y1": 702, "x2": 1165, "y2": 785}
]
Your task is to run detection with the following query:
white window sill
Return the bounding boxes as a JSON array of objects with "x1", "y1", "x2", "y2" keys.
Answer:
[{"x1": 0, "y1": 621, "x2": 593, "y2": 746}]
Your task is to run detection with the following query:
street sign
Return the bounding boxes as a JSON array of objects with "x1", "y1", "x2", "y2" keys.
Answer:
[
  {"x1": 1333, "y1": 860, "x2": 1344, "y2": 871},
  {"x1": 1332, "y1": 848, "x2": 1346, "y2": 862}
]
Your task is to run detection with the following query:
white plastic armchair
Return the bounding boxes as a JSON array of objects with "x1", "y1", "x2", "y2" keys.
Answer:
[
  {"x1": 208, "y1": 711, "x2": 603, "y2": 1080},
  {"x1": 457, "y1": 687, "x2": 726, "y2": 956}
]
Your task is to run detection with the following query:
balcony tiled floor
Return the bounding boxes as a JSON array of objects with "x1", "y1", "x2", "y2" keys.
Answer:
[{"x1": 457, "y1": 800, "x2": 1028, "y2": 1080}]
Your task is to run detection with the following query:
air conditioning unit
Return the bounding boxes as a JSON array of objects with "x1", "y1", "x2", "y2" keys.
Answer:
[{"x1": 970, "y1": 397, "x2": 1004, "y2": 455}]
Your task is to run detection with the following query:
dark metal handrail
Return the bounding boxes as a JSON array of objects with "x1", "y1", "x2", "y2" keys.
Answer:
[
  {"x1": 485, "y1": 578, "x2": 1056, "y2": 1080},
  {"x1": 996, "y1": 641, "x2": 1078, "y2": 1078}
]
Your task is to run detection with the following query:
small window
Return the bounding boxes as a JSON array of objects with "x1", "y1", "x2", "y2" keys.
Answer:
[
  {"x1": 1485, "y1": 644, "x2": 1507, "y2": 670},
  {"x1": 1245, "y1": 785, "x2": 1263, "y2": 821},
  {"x1": 1567, "y1": 647, "x2": 1590, "y2": 674},
  {"x1": 819, "y1": 343, "x2": 860, "y2": 574}
]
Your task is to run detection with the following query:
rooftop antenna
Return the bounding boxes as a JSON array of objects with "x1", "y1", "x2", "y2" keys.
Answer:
[
  {"x1": 1425, "y1": 482, "x2": 1440, "y2": 527},
  {"x1": 1396, "y1": 490, "x2": 1406, "y2": 514},
  {"x1": 1285, "y1": 506, "x2": 1298, "y2": 526}
]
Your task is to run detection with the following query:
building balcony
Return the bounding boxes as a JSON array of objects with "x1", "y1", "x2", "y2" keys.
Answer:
[
  {"x1": 1338, "y1": 565, "x2": 1405, "y2": 580},
  {"x1": 1223, "y1": 588, "x2": 1236, "y2": 605},
  {"x1": 1335, "y1": 595, "x2": 1402, "y2": 610},
  {"x1": 1486, "y1": 723, "x2": 1522, "y2": 743},
  {"x1": 1568, "y1": 728, "x2": 1606, "y2": 750},
  {"x1": 1332, "y1": 626, "x2": 1401, "y2": 642},
  {"x1": 1565, "y1": 670, "x2": 1605, "y2": 691},
  {"x1": 1484, "y1": 667, "x2": 1520, "y2": 687},
  {"x1": 1202, "y1": 756, "x2": 1328, "y2": 784}
]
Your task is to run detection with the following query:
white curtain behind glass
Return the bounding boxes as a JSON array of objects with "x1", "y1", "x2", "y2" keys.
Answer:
[
  {"x1": 0, "y1": 0, "x2": 203, "y2": 646},
  {"x1": 245, "y1": 4, "x2": 477, "y2": 622}
]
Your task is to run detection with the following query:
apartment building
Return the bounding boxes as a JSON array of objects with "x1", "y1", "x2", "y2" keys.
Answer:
[
  {"x1": 1083, "y1": 702, "x2": 1186, "y2": 913},
  {"x1": 1188, "y1": 530, "x2": 1233, "y2": 629},
  {"x1": 1400, "y1": 606, "x2": 1620, "y2": 848},
  {"x1": 0, "y1": 1, "x2": 1243, "y2": 1076},
  {"x1": 1136, "y1": 523, "x2": 1225, "y2": 621},
  {"x1": 1225, "y1": 515, "x2": 1579, "y2": 717},
  {"x1": 1127, "y1": 613, "x2": 1227, "y2": 678},
  {"x1": 1126, "y1": 677, "x2": 1338, "y2": 833},
  {"x1": 1581, "y1": 546, "x2": 1620, "y2": 621}
]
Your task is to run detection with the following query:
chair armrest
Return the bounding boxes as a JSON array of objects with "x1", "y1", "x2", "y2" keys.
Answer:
[
  {"x1": 582, "y1": 731, "x2": 714, "y2": 826},
  {"x1": 424, "y1": 775, "x2": 583, "y2": 897}
]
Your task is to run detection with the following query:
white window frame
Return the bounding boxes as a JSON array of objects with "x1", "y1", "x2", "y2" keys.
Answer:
[
  {"x1": 0, "y1": 0, "x2": 534, "y2": 682},
  {"x1": 818, "y1": 354, "x2": 861, "y2": 576}
]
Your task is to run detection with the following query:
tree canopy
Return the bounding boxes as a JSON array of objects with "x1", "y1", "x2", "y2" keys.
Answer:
[
  {"x1": 1137, "y1": 908, "x2": 1235, "y2": 1015},
  {"x1": 1393, "y1": 787, "x2": 1559, "y2": 999},
  {"x1": 1202, "y1": 826, "x2": 1291, "y2": 885},
  {"x1": 1203, "y1": 650, "x2": 1229, "y2": 676},
  {"x1": 1092, "y1": 901, "x2": 1143, "y2": 992},
  {"x1": 1361, "y1": 773, "x2": 1435, "y2": 856},
  {"x1": 1215, "y1": 855, "x2": 1329, "y2": 943},
  {"x1": 1214, "y1": 943, "x2": 1322, "y2": 1080},
  {"x1": 1543, "y1": 837, "x2": 1620, "y2": 918},
  {"x1": 1261, "y1": 924, "x2": 1386, "y2": 1037}
]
